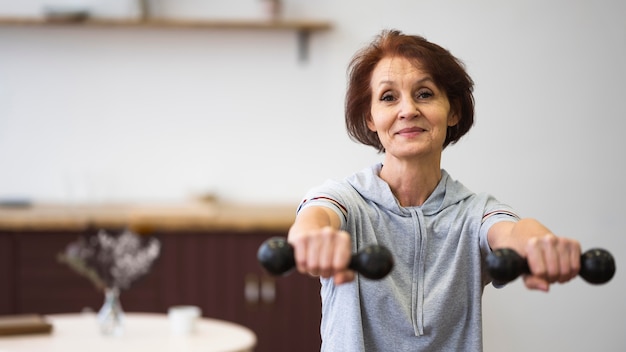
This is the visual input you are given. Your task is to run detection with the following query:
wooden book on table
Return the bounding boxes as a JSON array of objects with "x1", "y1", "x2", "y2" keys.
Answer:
[{"x1": 0, "y1": 314, "x2": 53, "y2": 336}]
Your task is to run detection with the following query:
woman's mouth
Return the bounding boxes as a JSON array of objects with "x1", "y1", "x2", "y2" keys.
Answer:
[{"x1": 396, "y1": 127, "x2": 426, "y2": 137}]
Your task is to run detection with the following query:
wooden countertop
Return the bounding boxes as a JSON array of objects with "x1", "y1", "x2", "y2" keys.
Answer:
[{"x1": 0, "y1": 201, "x2": 297, "y2": 233}]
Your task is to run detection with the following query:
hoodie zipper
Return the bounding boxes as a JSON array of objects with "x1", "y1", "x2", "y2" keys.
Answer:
[{"x1": 410, "y1": 207, "x2": 427, "y2": 336}]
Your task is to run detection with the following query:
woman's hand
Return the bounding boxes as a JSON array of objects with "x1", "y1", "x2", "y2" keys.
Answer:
[
  {"x1": 523, "y1": 234, "x2": 581, "y2": 291},
  {"x1": 488, "y1": 219, "x2": 582, "y2": 291},
  {"x1": 289, "y1": 226, "x2": 355, "y2": 285}
]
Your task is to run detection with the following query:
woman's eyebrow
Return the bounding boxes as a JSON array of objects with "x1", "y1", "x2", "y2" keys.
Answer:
[{"x1": 375, "y1": 76, "x2": 435, "y2": 87}]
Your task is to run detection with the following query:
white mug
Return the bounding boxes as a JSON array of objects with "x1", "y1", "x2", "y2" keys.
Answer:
[{"x1": 168, "y1": 305, "x2": 201, "y2": 336}]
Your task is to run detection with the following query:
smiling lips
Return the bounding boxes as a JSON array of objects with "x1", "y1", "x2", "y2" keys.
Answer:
[{"x1": 396, "y1": 127, "x2": 426, "y2": 137}]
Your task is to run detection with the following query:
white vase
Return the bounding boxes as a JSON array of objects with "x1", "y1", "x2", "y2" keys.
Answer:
[{"x1": 97, "y1": 287, "x2": 125, "y2": 337}]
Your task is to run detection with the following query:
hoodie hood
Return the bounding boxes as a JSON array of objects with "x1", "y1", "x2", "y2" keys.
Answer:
[{"x1": 346, "y1": 163, "x2": 474, "y2": 217}]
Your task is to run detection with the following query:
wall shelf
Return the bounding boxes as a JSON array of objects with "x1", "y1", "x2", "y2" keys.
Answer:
[{"x1": 0, "y1": 16, "x2": 333, "y2": 61}]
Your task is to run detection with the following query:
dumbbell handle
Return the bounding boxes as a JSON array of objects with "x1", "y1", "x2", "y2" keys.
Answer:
[
  {"x1": 257, "y1": 237, "x2": 394, "y2": 280},
  {"x1": 486, "y1": 248, "x2": 616, "y2": 285}
]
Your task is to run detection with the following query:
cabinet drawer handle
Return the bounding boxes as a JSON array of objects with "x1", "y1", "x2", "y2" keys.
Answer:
[
  {"x1": 260, "y1": 276, "x2": 276, "y2": 304},
  {"x1": 244, "y1": 274, "x2": 259, "y2": 305}
]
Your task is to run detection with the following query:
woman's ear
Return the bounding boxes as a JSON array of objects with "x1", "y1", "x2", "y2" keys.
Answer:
[
  {"x1": 448, "y1": 101, "x2": 460, "y2": 127},
  {"x1": 366, "y1": 114, "x2": 377, "y2": 132},
  {"x1": 447, "y1": 112, "x2": 459, "y2": 127}
]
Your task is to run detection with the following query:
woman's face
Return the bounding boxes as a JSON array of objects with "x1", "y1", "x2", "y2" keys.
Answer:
[{"x1": 368, "y1": 56, "x2": 458, "y2": 160}]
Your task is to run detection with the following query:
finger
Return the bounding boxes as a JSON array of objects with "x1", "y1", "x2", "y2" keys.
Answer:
[
  {"x1": 523, "y1": 275, "x2": 550, "y2": 292},
  {"x1": 290, "y1": 237, "x2": 308, "y2": 274},
  {"x1": 525, "y1": 237, "x2": 548, "y2": 280},
  {"x1": 305, "y1": 235, "x2": 322, "y2": 276},
  {"x1": 569, "y1": 242, "x2": 581, "y2": 278},
  {"x1": 559, "y1": 240, "x2": 581, "y2": 282},
  {"x1": 540, "y1": 235, "x2": 561, "y2": 283},
  {"x1": 557, "y1": 247, "x2": 572, "y2": 283},
  {"x1": 332, "y1": 230, "x2": 352, "y2": 271},
  {"x1": 317, "y1": 228, "x2": 335, "y2": 278},
  {"x1": 333, "y1": 270, "x2": 355, "y2": 285},
  {"x1": 555, "y1": 239, "x2": 575, "y2": 283}
]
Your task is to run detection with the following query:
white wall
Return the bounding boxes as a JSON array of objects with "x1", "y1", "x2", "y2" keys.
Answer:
[{"x1": 1, "y1": 0, "x2": 625, "y2": 350}]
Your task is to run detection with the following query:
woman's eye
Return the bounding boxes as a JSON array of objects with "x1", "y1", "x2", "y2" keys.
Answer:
[
  {"x1": 380, "y1": 93, "x2": 395, "y2": 102},
  {"x1": 416, "y1": 90, "x2": 433, "y2": 99}
]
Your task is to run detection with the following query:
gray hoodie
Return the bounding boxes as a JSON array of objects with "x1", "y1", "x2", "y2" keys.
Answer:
[{"x1": 298, "y1": 163, "x2": 519, "y2": 352}]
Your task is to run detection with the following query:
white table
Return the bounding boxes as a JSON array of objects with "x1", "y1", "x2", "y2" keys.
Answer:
[{"x1": 0, "y1": 313, "x2": 256, "y2": 352}]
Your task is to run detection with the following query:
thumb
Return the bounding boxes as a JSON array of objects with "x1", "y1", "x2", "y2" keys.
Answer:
[
  {"x1": 333, "y1": 270, "x2": 356, "y2": 285},
  {"x1": 523, "y1": 275, "x2": 550, "y2": 292}
]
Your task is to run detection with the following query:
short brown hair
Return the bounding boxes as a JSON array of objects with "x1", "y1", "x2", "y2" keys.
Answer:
[{"x1": 345, "y1": 29, "x2": 475, "y2": 152}]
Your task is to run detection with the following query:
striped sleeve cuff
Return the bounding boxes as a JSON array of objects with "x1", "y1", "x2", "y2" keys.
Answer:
[{"x1": 297, "y1": 196, "x2": 348, "y2": 222}]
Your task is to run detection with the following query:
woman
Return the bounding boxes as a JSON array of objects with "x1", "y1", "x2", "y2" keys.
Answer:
[{"x1": 288, "y1": 30, "x2": 581, "y2": 351}]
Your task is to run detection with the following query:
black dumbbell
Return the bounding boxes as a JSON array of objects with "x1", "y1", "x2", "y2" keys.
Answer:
[
  {"x1": 486, "y1": 248, "x2": 616, "y2": 285},
  {"x1": 257, "y1": 237, "x2": 394, "y2": 280}
]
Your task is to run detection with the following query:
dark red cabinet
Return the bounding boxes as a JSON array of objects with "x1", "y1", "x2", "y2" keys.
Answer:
[{"x1": 0, "y1": 229, "x2": 321, "y2": 352}]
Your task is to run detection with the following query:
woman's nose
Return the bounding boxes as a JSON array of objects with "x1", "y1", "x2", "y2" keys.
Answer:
[{"x1": 398, "y1": 97, "x2": 419, "y2": 119}]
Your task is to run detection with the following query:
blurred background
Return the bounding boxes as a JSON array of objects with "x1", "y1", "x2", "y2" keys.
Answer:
[{"x1": 0, "y1": 0, "x2": 624, "y2": 351}]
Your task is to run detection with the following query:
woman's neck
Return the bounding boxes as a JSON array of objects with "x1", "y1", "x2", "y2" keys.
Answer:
[{"x1": 379, "y1": 157, "x2": 442, "y2": 207}]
